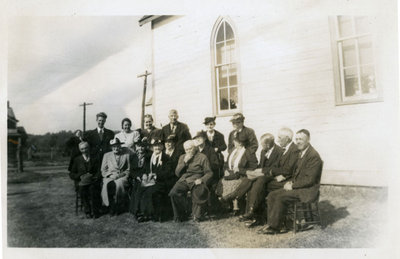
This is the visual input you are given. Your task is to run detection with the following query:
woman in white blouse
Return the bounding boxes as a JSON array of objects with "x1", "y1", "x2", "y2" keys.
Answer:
[{"x1": 115, "y1": 118, "x2": 141, "y2": 153}]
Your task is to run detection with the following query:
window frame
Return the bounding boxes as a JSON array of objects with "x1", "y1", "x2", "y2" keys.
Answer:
[
  {"x1": 329, "y1": 16, "x2": 383, "y2": 106},
  {"x1": 210, "y1": 16, "x2": 242, "y2": 116}
]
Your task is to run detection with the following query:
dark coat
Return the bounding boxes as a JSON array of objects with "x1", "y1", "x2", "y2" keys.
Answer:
[
  {"x1": 199, "y1": 143, "x2": 219, "y2": 177},
  {"x1": 165, "y1": 149, "x2": 183, "y2": 176},
  {"x1": 130, "y1": 151, "x2": 152, "y2": 180},
  {"x1": 66, "y1": 136, "x2": 83, "y2": 171},
  {"x1": 175, "y1": 152, "x2": 213, "y2": 186},
  {"x1": 259, "y1": 145, "x2": 283, "y2": 175},
  {"x1": 84, "y1": 128, "x2": 115, "y2": 163},
  {"x1": 291, "y1": 145, "x2": 323, "y2": 203},
  {"x1": 205, "y1": 129, "x2": 227, "y2": 172},
  {"x1": 225, "y1": 148, "x2": 258, "y2": 177},
  {"x1": 161, "y1": 121, "x2": 192, "y2": 152},
  {"x1": 228, "y1": 126, "x2": 258, "y2": 154},
  {"x1": 270, "y1": 142, "x2": 300, "y2": 179},
  {"x1": 69, "y1": 155, "x2": 100, "y2": 182},
  {"x1": 138, "y1": 126, "x2": 163, "y2": 141}
]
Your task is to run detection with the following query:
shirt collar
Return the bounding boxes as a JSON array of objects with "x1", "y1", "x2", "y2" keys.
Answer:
[
  {"x1": 300, "y1": 145, "x2": 310, "y2": 158},
  {"x1": 265, "y1": 145, "x2": 275, "y2": 158},
  {"x1": 97, "y1": 127, "x2": 104, "y2": 133}
]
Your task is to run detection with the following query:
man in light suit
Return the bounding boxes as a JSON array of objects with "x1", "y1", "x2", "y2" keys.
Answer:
[
  {"x1": 84, "y1": 112, "x2": 115, "y2": 165},
  {"x1": 161, "y1": 109, "x2": 192, "y2": 153},
  {"x1": 261, "y1": 129, "x2": 322, "y2": 235}
]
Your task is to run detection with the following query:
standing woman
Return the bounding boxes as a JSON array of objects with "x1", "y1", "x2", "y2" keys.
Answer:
[
  {"x1": 115, "y1": 118, "x2": 141, "y2": 153},
  {"x1": 203, "y1": 117, "x2": 227, "y2": 180}
]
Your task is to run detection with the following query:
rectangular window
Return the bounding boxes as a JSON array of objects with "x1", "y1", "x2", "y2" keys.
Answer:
[{"x1": 330, "y1": 16, "x2": 381, "y2": 105}]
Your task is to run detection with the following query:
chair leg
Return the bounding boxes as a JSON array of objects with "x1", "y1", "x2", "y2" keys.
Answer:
[{"x1": 293, "y1": 203, "x2": 297, "y2": 234}]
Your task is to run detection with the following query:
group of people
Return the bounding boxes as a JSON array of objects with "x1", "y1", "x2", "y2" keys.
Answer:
[{"x1": 67, "y1": 109, "x2": 322, "y2": 235}]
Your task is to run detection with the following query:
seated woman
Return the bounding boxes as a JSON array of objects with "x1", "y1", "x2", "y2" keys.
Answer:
[
  {"x1": 101, "y1": 138, "x2": 131, "y2": 216},
  {"x1": 216, "y1": 136, "x2": 258, "y2": 216},
  {"x1": 115, "y1": 118, "x2": 141, "y2": 153},
  {"x1": 129, "y1": 138, "x2": 152, "y2": 219}
]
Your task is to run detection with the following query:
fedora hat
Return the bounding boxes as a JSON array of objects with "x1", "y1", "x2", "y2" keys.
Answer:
[
  {"x1": 165, "y1": 134, "x2": 177, "y2": 143},
  {"x1": 191, "y1": 184, "x2": 210, "y2": 205},
  {"x1": 193, "y1": 131, "x2": 207, "y2": 140},
  {"x1": 203, "y1": 116, "x2": 216, "y2": 125},
  {"x1": 229, "y1": 113, "x2": 245, "y2": 123},
  {"x1": 110, "y1": 138, "x2": 124, "y2": 146}
]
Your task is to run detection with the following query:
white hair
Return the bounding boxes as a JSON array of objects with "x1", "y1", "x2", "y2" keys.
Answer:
[
  {"x1": 278, "y1": 127, "x2": 293, "y2": 140},
  {"x1": 183, "y1": 140, "x2": 195, "y2": 150}
]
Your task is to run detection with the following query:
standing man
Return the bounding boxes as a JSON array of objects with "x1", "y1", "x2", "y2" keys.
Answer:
[
  {"x1": 227, "y1": 113, "x2": 258, "y2": 154},
  {"x1": 169, "y1": 140, "x2": 213, "y2": 222},
  {"x1": 162, "y1": 109, "x2": 192, "y2": 153},
  {"x1": 261, "y1": 129, "x2": 323, "y2": 235},
  {"x1": 84, "y1": 112, "x2": 115, "y2": 165}
]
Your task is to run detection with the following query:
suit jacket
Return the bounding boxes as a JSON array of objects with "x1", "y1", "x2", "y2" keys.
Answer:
[
  {"x1": 161, "y1": 121, "x2": 192, "y2": 152},
  {"x1": 101, "y1": 150, "x2": 131, "y2": 179},
  {"x1": 228, "y1": 126, "x2": 258, "y2": 154},
  {"x1": 84, "y1": 128, "x2": 115, "y2": 162},
  {"x1": 175, "y1": 152, "x2": 213, "y2": 186},
  {"x1": 270, "y1": 142, "x2": 299, "y2": 178},
  {"x1": 225, "y1": 148, "x2": 258, "y2": 177},
  {"x1": 165, "y1": 148, "x2": 183, "y2": 174},
  {"x1": 206, "y1": 130, "x2": 227, "y2": 153},
  {"x1": 130, "y1": 151, "x2": 152, "y2": 179},
  {"x1": 199, "y1": 144, "x2": 219, "y2": 176},
  {"x1": 259, "y1": 145, "x2": 283, "y2": 175},
  {"x1": 291, "y1": 145, "x2": 323, "y2": 203},
  {"x1": 69, "y1": 155, "x2": 100, "y2": 182}
]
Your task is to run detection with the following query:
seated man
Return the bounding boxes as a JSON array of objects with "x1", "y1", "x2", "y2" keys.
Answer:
[
  {"x1": 169, "y1": 140, "x2": 213, "y2": 222},
  {"x1": 101, "y1": 138, "x2": 131, "y2": 216},
  {"x1": 260, "y1": 129, "x2": 322, "y2": 235},
  {"x1": 235, "y1": 133, "x2": 282, "y2": 226},
  {"x1": 69, "y1": 141, "x2": 101, "y2": 218},
  {"x1": 266, "y1": 127, "x2": 299, "y2": 193}
]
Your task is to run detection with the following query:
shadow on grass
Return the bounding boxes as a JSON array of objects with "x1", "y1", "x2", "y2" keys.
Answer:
[{"x1": 319, "y1": 200, "x2": 349, "y2": 228}]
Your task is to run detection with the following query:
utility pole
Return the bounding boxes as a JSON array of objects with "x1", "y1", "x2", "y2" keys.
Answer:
[
  {"x1": 137, "y1": 70, "x2": 152, "y2": 129},
  {"x1": 79, "y1": 102, "x2": 93, "y2": 133}
]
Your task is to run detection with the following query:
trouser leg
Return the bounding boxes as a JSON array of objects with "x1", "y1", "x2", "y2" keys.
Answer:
[
  {"x1": 107, "y1": 181, "x2": 117, "y2": 213},
  {"x1": 267, "y1": 189, "x2": 299, "y2": 229},
  {"x1": 80, "y1": 185, "x2": 91, "y2": 214},
  {"x1": 169, "y1": 181, "x2": 190, "y2": 221}
]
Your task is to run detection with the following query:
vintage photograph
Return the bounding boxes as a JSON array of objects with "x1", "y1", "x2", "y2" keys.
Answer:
[{"x1": 3, "y1": 0, "x2": 399, "y2": 257}]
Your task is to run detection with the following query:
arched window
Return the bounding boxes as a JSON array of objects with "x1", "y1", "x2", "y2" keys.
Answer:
[{"x1": 211, "y1": 18, "x2": 240, "y2": 115}]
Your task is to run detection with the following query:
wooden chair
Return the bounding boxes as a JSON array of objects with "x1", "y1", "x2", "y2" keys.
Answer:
[{"x1": 286, "y1": 161, "x2": 323, "y2": 234}]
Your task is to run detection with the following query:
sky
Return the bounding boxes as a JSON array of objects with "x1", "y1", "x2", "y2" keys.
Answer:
[{"x1": 8, "y1": 15, "x2": 152, "y2": 134}]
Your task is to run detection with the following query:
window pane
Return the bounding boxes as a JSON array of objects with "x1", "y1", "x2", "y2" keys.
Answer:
[
  {"x1": 216, "y1": 22, "x2": 225, "y2": 43},
  {"x1": 341, "y1": 39, "x2": 357, "y2": 67},
  {"x1": 359, "y1": 36, "x2": 373, "y2": 65},
  {"x1": 229, "y1": 87, "x2": 238, "y2": 109},
  {"x1": 216, "y1": 42, "x2": 225, "y2": 65},
  {"x1": 226, "y1": 40, "x2": 235, "y2": 63},
  {"x1": 229, "y1": 64, "x2": 237, "y2": 85},
  {"x1": 355, "y1": 16, "x2": 371, "y2": 34},
  {"x1": 344, "y1": 67, "x2": 359, "y2": 97},
  {"x1": 360, "y1": 65, "x2": 376, "y2": 94},
  {"x1": 217, "y1": 66, "x2": 228, "y2": 88},
  {"x1": 219, "y1": 88, "x2": 229, "y2": 110},
  {"x1": 338, "y1": 16, "x2": 353, "y2": 37},
  {"x1": 225, "y1": 23, "x2": 234, "y2": 40}
]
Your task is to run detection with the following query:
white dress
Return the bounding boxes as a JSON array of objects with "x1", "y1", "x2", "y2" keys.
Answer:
[{"x1": 115, "y1": 130, "x2": 141, "y2": 151}]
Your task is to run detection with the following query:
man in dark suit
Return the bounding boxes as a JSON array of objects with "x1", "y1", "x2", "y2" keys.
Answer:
[
  {"x1": 69, "y1": 141, "x2": 101, "y2": 218},
  {"x1": 161, "y1": 109, "x2": 192, "y2": 153},
  {"x1": 266, "y1": 127, "x2": 300, "y2": 192},
  {"x1": 227, "y1": 113, "x2": 258, "y2": 154},
  {"x1": 84, "y1": 112, "x2": 115, "y2": 165},
  {"x1": 193, "y1": 131, "x2": 219, "y2": 181},
  {"x1": 235, "y1": 133, "x2": 282, "y2": 226},
  {"x1": 261, "y1": 129, "x2": 323, "y2": 235},
  {"x1": 169, "y1": 140, "x2": 213, "y2": 222}
]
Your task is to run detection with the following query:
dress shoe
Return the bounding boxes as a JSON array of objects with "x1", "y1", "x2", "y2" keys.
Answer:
[
  {"x1": 260, "y1": 226, "x2": 289, "y2": 235},
  {"x1": 245, "y1": 219, "x2": 262, "y2": 228},
  {"x1": 239, "y1": 209, "x2": 254, "y2": 222}
]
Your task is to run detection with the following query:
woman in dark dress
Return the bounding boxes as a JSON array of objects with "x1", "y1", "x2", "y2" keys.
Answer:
[{"x1": 203, "y1": 117, "x2": 227, "y2": 181}]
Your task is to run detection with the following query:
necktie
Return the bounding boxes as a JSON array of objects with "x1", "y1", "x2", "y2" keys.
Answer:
[
  {"x1": 99, "y1": 129, "x2": 103, "y2": 141},
  {"x1": 282, "y1": 147, "x2": 286, "y2": 154}
]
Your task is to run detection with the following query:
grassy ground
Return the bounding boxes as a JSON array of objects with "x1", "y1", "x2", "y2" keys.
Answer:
[{"x1": 7, "y1": 166, "x2": 388, "y2": 248}]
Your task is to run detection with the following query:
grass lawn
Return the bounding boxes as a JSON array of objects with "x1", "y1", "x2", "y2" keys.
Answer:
[{"x1": 7, "y1": 166, "x2": 388, "y2": 248}]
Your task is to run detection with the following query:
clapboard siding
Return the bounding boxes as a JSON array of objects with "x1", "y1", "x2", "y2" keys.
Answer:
[{"x1": 150, "y1": 13, "x2": 396, "y2": 186}]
